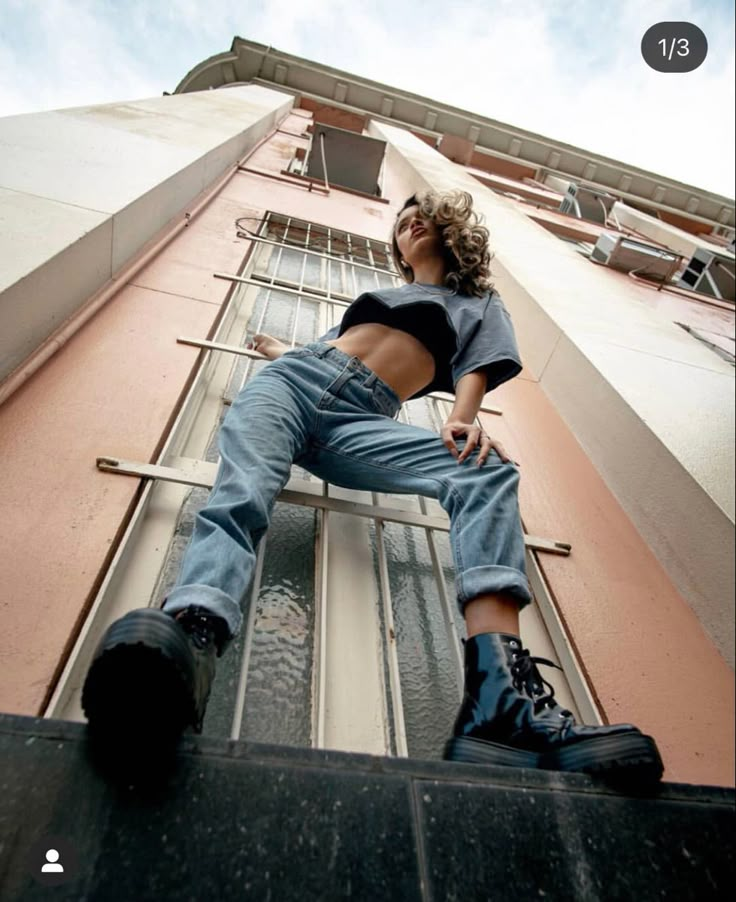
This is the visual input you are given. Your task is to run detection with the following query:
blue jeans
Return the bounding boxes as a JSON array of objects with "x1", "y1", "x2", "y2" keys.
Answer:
[{"x1": 162, "y1": 343, "x2": 532, "y2": 638}]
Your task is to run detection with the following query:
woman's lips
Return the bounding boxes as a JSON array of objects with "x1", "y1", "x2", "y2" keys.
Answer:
[{"x1": 411, "y1": 228, "x2": 426, "y2": 240}]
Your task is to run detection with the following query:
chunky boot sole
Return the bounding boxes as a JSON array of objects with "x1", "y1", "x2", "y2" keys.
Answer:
[
  {"x1": 444, "y1": 732, "x2": 663, "y2": 786},
  {"x1": 81, "y1": 609, "x2": 200, "y2": 757},
  {"x1": 543, "y1": 732, "x2": 664, "y2": 784},
  {"x1": 444, "y1": 735, "x2": 541, "y2": 769}
]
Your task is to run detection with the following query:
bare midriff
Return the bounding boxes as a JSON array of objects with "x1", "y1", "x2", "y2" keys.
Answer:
[{"x1": 326, "y1": 322, "x2": 435, "y2": 402}]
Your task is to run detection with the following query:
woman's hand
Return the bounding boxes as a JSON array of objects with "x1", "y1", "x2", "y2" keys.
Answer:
[
  {"x1": 246, "y1": 333, "x2": 289, "y2": 360},
  {"x1": 441, "y1": 419, "x2": 515, "y2": 468}
]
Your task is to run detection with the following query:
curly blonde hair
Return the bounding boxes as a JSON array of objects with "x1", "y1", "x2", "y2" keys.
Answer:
[{"x1": 390, "y1": 189, "x2": 495, "y2": 298}]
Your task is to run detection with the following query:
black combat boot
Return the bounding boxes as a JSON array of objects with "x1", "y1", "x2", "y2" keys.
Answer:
[
  {"x1": 81, "y1": 605, "x2": 231, "y2": 750},
  {"x1": 444, "y1": 633, "x2": 663, "y2": 784}
]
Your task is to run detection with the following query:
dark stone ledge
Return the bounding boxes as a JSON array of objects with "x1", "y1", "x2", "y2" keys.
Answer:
[{"x1": 1, "y1": 713, "x2": 733, "y2": 901}]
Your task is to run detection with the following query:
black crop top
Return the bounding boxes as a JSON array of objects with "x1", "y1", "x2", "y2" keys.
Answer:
[{"x1": 338, "y1": 294, "x2": 454, "y2": 372}]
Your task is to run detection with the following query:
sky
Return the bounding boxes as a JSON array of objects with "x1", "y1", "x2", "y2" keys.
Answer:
[{"x1": 0, "y1": 0, "x2": 734, "y2": 198}]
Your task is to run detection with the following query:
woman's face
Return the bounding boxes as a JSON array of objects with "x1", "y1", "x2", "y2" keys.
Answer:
[{"x1": 394, "y1": 204, "x2": 444, "y2": 272}]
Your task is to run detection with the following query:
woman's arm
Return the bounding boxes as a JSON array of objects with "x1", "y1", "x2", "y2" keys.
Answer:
[
  {"x1": 246, "y1": 333, "x2": 289, "y2": 360},
  {"x1": 442, "y1": 370, "x2": 514, "y2": 466},
  {"x1": 450, "y1": 370, "x2": 486, "y2": 423}
]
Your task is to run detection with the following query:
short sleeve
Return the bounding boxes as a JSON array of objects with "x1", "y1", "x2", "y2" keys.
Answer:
[{"x1": 451, "y1": 294, "x2": 523, "y2": 392}]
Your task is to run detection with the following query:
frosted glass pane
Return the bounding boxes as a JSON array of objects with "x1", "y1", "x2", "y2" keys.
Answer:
[
  {"x1": 370, "y1": 521, "x2": 463, "y2": 760},
  {"x1": 255, "y1": 289, "x2": 300, "y2": 342},
  {"x1": 274, "y1": 247, "x2": 306, "y2": 283},
  {"x1": 246, "y1": 287, "x2": 321, "y2": 349},
  {"x1": 302, "y1": 253, "x2": 323, "y2": 289},
  {"x1": 294, "y1": 299, "x2": 321, "y2": 342},
  {"x1": 354, "y1": 266, "x2": 380, "y2": 294},
  {"x1": 330, "y1": 260, "x2": 351, "y2": 296},
  {"x1": 240, "y1": 501, "x2": 316, "y2": 746}
]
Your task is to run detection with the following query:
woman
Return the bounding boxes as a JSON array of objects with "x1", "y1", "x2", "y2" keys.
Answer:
[{"x1": 83, "y1": 190, "x2": 663, "y2": 783}]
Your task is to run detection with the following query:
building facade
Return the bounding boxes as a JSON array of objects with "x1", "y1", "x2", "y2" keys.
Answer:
[{"x1": 0, "y1": 38, "x2": 734, "y2": 787}]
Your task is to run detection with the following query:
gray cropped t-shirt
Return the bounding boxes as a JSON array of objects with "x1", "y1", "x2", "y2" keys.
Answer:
[{"x1": 317, "y1": 282, "x2": 522, "y2": 400}]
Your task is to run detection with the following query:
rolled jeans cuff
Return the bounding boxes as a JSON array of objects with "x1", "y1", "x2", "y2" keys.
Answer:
[
  {"x1": 161, "y1": 585, "x2": 242, "y2": 639},
  {"x1": 456, "y1": 565, "x2": 533, "y2": 612}
]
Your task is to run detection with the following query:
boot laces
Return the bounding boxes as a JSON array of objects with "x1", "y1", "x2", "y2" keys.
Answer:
[{"x1": 510, "y1": 647, "x2": 571, "y2": 715}]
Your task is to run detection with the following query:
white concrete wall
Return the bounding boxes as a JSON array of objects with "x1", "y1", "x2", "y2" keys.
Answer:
[
  {"x1": 369, "y1": 119, "x2": 735, "y2": 665},
  {"x1": 0, "y1": 85, "x2": 294, "y2": 384}
]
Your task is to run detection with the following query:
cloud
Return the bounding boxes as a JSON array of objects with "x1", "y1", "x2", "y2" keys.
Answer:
[
  {"x1": 0, "y1": 0, "x2": 163, "y2": 113},
  {"x1": 0, "y1": 0, "x2": 733, "y2": 196},
  {"x1": 306, "y1": 0, "x2": 735, "y2": 197}
]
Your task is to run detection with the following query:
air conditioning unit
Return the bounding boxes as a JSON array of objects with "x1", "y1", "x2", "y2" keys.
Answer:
[
  {"x1": 304, "y1": 124, "x2": 386, "y2": 196},
  {"x1": 590, "y1": 232, "x2": 681, "y2": 281},
  {"x1": 677, "y1": 247, "x2": 736, "y2": 302},
  {"x1": 559, "y1": 183, "x2": 618, "y2": 224}
]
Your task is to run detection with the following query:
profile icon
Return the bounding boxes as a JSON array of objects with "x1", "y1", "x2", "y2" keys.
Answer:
[
  {"x1": 41, "y1": 848, "x2": 64, "y2": 873},
  {"x1": 26, "y1": 835, "x2": 79, "y2": 886}
]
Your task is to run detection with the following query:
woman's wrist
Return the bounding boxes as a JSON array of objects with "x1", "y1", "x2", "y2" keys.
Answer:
[
  {"x1": 451, "y1": 371, "x2": 486, "y2": 423},
  {"x1": 449, "y1": 404, "x2": 479, "y2": 423},
  {"x1": 248, "y1": 334, "x2": 288, "y2": 360}
]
